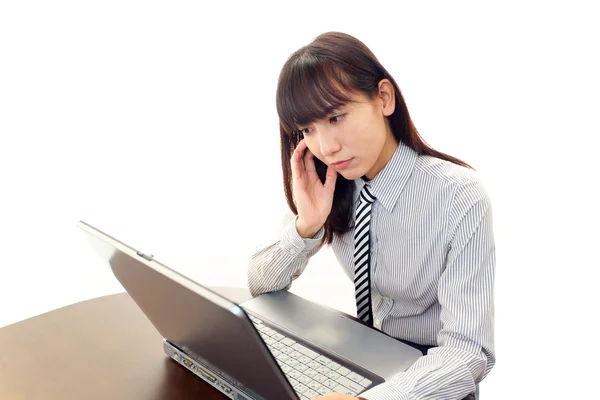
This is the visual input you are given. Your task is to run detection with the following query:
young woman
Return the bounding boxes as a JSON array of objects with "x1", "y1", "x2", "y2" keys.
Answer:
[{"x1": 248, "y1": 32, "x2": 495, "y2": 400}]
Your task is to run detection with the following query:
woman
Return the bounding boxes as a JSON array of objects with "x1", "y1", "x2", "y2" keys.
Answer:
[{"x1": 248, "y1": 32, "x2": 494, "y2": 400}]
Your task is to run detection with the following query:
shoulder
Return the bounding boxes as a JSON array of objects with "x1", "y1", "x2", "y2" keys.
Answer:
[
  {"x1": 414, "y1": 154, "x2": 490, "y2": 206},
  {"x1": 414, "y1": 155, "x2": 492, "y2": 238}
]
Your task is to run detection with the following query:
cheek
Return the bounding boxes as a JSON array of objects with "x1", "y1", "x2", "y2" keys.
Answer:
[
  {"x1": 305, "y1": 139, "x2": 324, "y2": 160},
  {"x1": 349, "y1": 128, "x2": 375, "y2": 153}
]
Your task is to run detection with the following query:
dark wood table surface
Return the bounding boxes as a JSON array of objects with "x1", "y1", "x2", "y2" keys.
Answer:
[{"x1": 0, "y1": 287, "x2": 255, "y2": 400}]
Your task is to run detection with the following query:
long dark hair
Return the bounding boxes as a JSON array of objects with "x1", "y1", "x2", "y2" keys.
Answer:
[{"x1": 276, "y1": 32, "x2": 473, "y2": 245}]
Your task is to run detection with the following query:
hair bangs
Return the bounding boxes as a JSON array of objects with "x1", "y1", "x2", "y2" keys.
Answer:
[{"x1": 277, "y1": 55, "x2": 354, "y2": 135}]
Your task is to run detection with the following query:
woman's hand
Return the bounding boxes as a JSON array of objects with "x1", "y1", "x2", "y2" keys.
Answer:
[
  {"x1": 313, "y1": 394, "x2": 363, "y2": 400},
  {"x1": 291, "y1": 139, "x2": 338, "y2": 238}
]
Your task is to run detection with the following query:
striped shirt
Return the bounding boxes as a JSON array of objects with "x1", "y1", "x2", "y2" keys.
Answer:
[{"x1": 247, "y1": 140, "x2": 495, "y2": 400}]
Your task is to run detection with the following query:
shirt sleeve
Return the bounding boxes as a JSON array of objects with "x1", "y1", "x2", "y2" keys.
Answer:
[
  {"x1": 359, "y1": 179, "x2": 496, "y2": 400},
  {"x1": 247, "y1": 212, "x2": 325, "y2": 297}
]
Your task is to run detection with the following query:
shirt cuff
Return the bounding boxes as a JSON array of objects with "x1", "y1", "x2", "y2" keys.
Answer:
[
  {"x1": 279, "y1": 216, "x2": 324, "y2": 255},
  {"x1": 359, "y1": 380, "x2": 409, "y2": 400}
]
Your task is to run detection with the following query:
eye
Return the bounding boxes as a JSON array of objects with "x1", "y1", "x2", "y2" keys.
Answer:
[
  {"x1": 330, "y1": 114, "x2": 344, "y2": 124},
  {"x1": 298, "y1": 127, "x2": 313, "y2": 136}
]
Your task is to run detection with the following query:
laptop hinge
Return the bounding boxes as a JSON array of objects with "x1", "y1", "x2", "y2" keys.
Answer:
[{"x1": 136, "y1": 251, "x2": 154, "y2": 261}]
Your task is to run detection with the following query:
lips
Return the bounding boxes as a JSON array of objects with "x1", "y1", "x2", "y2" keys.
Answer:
[
  {"x1": 332, "y1": 158, "x2": 352, "y2": 166},
  {"x1": 331, "y1": 158, "x2": 353, "y2": 170}
]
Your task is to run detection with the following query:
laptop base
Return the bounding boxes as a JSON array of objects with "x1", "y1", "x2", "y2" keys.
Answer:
[{"x1": 164, "y1": 339, "x2": 254, "y2": 400}]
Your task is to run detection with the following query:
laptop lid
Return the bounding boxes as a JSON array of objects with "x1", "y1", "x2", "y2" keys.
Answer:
[{"x1": 77, "y1": 220, "x2": 297, "y2": 400}]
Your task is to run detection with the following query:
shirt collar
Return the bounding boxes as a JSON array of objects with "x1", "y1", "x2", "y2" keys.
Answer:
[{"x1": 354, "y1": 140, "x2": 418, "y2": 212}]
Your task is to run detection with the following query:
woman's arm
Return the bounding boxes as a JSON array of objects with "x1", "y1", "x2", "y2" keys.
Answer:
[
  {"x1": 247, "y1": 212, "x2": 324, "y2": 297},
  {"x1": 359, "y1": 179, "x2": 496, "y2": 400}
]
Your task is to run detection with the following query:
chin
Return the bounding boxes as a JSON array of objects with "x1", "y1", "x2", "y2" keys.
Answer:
[{"x1": 338, "y1": 169, "x2": 365, "y2": 181}]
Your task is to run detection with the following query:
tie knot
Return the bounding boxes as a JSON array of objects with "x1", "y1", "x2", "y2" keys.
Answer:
[{"x1": 360, "y1": 185, "x2": 376, "y2": 204}]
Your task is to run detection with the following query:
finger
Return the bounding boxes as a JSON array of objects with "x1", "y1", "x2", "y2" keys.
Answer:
[
  {"x1": 303, "y1": 147, "x2": 317, "y2": 173},
  {"x1": 292, "y1": 139, "x2": 307, "y2": 162},
  {"x1": 323, "y1": 164, "x2": 338, "y2": 191},
  {"x1": 291, "y1": 139, "x2": 307, "y2": 174}
]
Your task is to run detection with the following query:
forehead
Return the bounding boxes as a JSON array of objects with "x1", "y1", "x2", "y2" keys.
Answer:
[
  {"x1": 297, "y1": 96, "x2": 373, "y2": 129},
  {"x1": 278, "y1": 62, "x2": 374, "y2": 133},
  {"x1": 319, "y1": 92, "x2": 373, "y2": 114}
]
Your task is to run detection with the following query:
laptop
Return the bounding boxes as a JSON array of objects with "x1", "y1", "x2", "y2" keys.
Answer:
[{"x1": 77, "y1": 220, "x2": 422, "y2": 400}]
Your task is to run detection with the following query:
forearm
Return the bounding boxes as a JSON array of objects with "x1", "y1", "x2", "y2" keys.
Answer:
[
  {"x1": 359, "y1": 343, "x2": 491, "y2": 400},
  {"x1": 247, "y1": 215, "x2": 324, "y2": 297}
]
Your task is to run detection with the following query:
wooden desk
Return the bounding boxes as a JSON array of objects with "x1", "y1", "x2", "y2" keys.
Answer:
[{"x1": 0, "y1": 287, "x2": 254, "y2": 400}]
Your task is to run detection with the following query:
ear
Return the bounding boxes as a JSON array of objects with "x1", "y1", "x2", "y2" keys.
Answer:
[{"x1": 377, "y1": 79, "x2": 396, "y2": 117}]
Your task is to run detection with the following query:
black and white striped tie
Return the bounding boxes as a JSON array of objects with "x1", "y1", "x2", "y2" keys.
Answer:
[{"x1": 354, "y1": 184, "x2": 376, "y2": 326}]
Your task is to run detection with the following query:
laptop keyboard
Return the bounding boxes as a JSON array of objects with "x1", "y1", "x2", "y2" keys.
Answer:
[{"x1": 248, "y1": 314, "x2": 372, "y2": 399}]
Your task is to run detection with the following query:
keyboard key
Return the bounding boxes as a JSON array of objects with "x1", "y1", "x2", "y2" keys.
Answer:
[
  {"x1": 317, "y1": 385, "x2": 333, "y2": 395},
  {"x1": 264, "y1": 337, "x2": 276, "y2": 345},
  {"x1": 288, "y1": 369, "x2": 302, "y2": 380},
  {"x1": 285, "y1": 358, "x2": 299, "y2": 368},
  {"x1": 333, "y1": 384, "x2": 355, "y2": 396},
  {"x1": 307, "y1": 380, "x2": 321, "y2": 390},
  {"x1": 336, "y1": 366, "x2": 352, "y2": 376},
  {"x1": 272, "y1": 333, "x2": 285, "y2": 341},
  {"x1": 316, "y1": 355, "x2": 331, "y2": 365},
  {"x1": 281, "y1": 338, "x2": 296, "y2": 346},
  {"x1": 290, "y1": 351, "x2": 303, "y2": 359},
  {"x1": 326, "y1": 361, "x2": 341, "y2": 371},
  {"x1": 313, "y1": 374, "x2": 328, "y2": 383},
  {"x1": 280, "y1": 346, "x2": 293, "y2": 354},
  {"x1": 276, "y1": 353, "x2": 290, "y2": 362},
  {"x1": 359, "y1": 377, "x2": 372, "y2": 387},
  {"x1": 288, "y1": 378, "x2": 299, "y2": 389},
  {"x1": 272, "y1": 342, "x2": 286, "y2": 350},
  {"x1": 316, "y1": 365, "x2": 330, "y2": 375},
  {"x1": 280, "y1": 364, "x2": 293, "y2": 373},
  {"x1": 294, "y1": 363, "x2": 308, "y2": 373},
  {"x1": 346, "y1": 371, "x2": 366, "y2": 384},
  {"x1": 326, "y1": 370, "x2": 341, "y2": 380},
  {"x1": 291, "y1": 343, "x2": 320, "y2": 359},
  {"x1": 297, "y1": 374, "x2": 312, "y2": 385},
  {"x1": 295, "y1": 382, "x2": 309, "y2": 394},
  {"x1": 336, "y1": 376, "x2": 364, "y2": 393},
  {"x1": 298, "y1": 356, "x2": 312, "y2": 365},
  {"x1": 323, "y1": 379, "x2": 338, "y2": 389},
  {"x1": 304, "y1": 368, "x2": 318, "y2": 378},
  {"x1": 308, "y1": 360, "x2": 321, "y2": 369},
  {"x1": 304, "y1": 388, "x2": 319, "y2": 399}
]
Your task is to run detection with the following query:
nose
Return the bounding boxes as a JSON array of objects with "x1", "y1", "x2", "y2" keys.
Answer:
[{"x1": 318, "y1": 130, "x2": 341, "y2": 157}]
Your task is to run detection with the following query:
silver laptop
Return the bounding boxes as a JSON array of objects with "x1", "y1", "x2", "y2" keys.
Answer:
[{"x1": 78, "y1": 220, "x2": 422, "y2": 400}]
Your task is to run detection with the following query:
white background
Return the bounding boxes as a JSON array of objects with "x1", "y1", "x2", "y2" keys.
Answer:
[{"x1": 1, "y1": 1, "x2": 598, "y2": 398}]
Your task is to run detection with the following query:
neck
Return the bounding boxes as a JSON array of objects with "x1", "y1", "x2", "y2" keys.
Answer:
[{"x1": 364, "y1": 129, "x2": 398, "y2": 180}]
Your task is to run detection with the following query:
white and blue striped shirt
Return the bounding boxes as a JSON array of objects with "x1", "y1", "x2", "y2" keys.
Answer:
[{"x1": 248, "y1": 140, "x2": 495, "y2": 400}]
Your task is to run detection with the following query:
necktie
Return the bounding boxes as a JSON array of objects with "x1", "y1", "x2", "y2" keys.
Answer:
[{"x1": 354, "y1": 184, "x2": 376, "y2": 326}]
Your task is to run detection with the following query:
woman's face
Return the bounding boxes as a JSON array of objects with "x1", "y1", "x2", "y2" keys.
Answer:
[{"x1": 296, "y1": 80, "x2": 397, "y2": 180}]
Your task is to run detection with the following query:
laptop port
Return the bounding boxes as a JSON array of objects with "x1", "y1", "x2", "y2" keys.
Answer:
[
  {"x1": 197, "y1": 367, "x2": 217, "y2": 383},
  {"x1": 221, "y1": 384, "x2": 232, "y2": 394}
]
